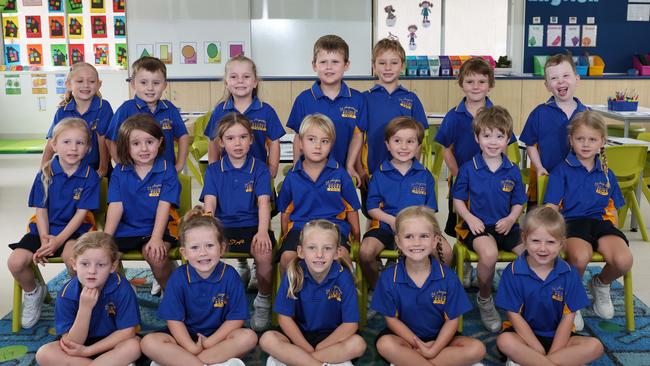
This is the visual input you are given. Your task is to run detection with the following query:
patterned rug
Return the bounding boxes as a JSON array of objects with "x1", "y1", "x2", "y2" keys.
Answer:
[{"x1": 1, "y1": 266, "x2": 649, "y2": 365}]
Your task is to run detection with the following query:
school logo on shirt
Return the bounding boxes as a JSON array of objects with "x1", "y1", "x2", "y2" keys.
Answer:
[
  {"x1": 73, "y1": 187, "x2": 83, "y2": 200},
  {"x1": 105, "y1": 301, "x2": 116, "y2": 317},
  {"x1": 327, "y1": 285, "x2": 343, "y2": 302},
  {"x1": 501, "y1": 179, "x2": 515, "y2": 192},
  {"x1": 245, "y1": 180, "x2": 254, "y2": 193},
  {"x1": 399, "y1": 98, "x2": 413, "y2": 110},
  {"x1": 326, "y1": 179, "x2": 341, "y2": 192},
  {"x1": 160, "y1": 119, "x2": 173, "y2": 130},
  {"x1": 340, "y1": 106, "x2": 358, "y2": 119},
  {"x1": 213, "y1": 293, "x2": 228, "y2": 308},
  {"x1": 251, "y1": 119, "x2": 267, "y2": 132},
  {"x1": 147, "y1": 184, "x2": 162, "y2": 197},
  {"x1": 551, "y1": 286, "x2": 564, "y2": 302},
  {"x1": 411, "y1": 182, "x2": 427, "y2": 195},
  {"x1": 432, "y1": 290, "x2": 447, "y2": 305},
  {"x1": 90, "y1": 119, "x2": 98, "y2": 131},
  {"x1": 595, "y1": 182, "x2": 609, "y2": 196}
]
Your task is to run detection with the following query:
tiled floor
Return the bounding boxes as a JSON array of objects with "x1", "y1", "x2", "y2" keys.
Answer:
[{"x1": 2, "y1": 154, "x2": 650, "y2": 316}]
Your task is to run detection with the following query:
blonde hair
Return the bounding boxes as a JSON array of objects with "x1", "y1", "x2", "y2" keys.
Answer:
[
  {"x1": 458, "y1": 57, "x2": 495, "y2": 88},
  {"x1": 298, "y1": 113, "x2": 336, "y2": 144},
  {"x1": 286, "y1": 219, "x2": 353, "y2": 299},
  {"x1": 384, "y1": 116, "x2": 425, "y2": 144},
  {"x1": 472, "y1": 105, "x2": 513, "y2": 139},
  {"x1": 41, "y1": 118, "x2": 91, "y2": 203},
  {"x1": 372, "y1": 38, "x2": 405, "y2": 64},
  {"x1": 395, "y1": 206, "x2": 445, "y2": 264},
  {"x1": 521, "y1": 206, "x2": 566, "y2": 244},
  {"x1": 72, "y1": 231, "x2": 120, "y2": 263},
  {"x1": 544, "y1": 53, "x2": 577, "y2": 78},
  {"x1": 60, "y1": 62, "x2": 102, "y2": 107},
  {"x1": 568, "y1": 110, "x2": 609, "y2": 187},
  {"x1": 213, "y1": 112, "x2": 254, "y2": 142},
  {"x1": 220, "y1": 55, "x2": 259, "y2": 104},
  {"x1": 313, "y1": 35, "x2": 349, "y2": 63},
  {"x1": 178, "y1": 205, "x2": 226, "y2": 250}
]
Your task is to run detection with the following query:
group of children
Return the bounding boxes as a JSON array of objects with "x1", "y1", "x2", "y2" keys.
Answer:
[{"x1": 5, "y1": 32, "x2": 632, "y2": 365}]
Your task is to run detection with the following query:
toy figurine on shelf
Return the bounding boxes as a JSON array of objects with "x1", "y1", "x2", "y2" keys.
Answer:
[
  {"x1": 385, "y1": 5, "x2": 396, "y2": 27},
  {"x1": 407, "y1": 24, "x2": 417, "y2": 50},
  {"x1": 420, "y1": 1, "x2": 432, "y2": 27}
]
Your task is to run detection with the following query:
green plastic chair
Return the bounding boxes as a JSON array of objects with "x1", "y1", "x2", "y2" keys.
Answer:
[
  {"x1": 633, "y1": 133, "x2": 650, "y2": 208},
  {"x1": 186, "y1": 112, "x2": 212, "y2": 186}
]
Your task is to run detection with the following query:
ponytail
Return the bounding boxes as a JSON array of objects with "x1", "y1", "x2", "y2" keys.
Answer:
[
  {"x1": 286, "y1": 257, "x2": 304, "y2": 299},
  {"x1": 600, "y1": 145, "x2": 610, "y2": 189},
  {"x1": 40, "y1": 160, "x2": 54, "y2": 204}
]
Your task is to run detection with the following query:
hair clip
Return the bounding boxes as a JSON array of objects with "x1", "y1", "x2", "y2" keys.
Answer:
[{"x1": 202, "y1": 211, "x2": 213, "y2": 217}]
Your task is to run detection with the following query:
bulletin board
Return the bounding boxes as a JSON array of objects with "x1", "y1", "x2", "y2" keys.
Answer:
[{"x1": 524, "y1": 0, "x2": 650, "y2": 74}]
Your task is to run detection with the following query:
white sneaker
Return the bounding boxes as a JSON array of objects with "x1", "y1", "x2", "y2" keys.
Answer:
[
  {"x1": 366, "y1": 291, "x2": 377, "y2": 320},
  {"x1": 248, "y1": 262, "x2": 258, "y2": 291},
  {"x1": 589, "y1": 276, "x2": 614, "y2": 319},
  {"x1": 505, "y1": 358, "x2": 521, "y2": 366},
  {"x1": 251, "y1": 294, "x2": 271, "y2": 331},
  {"x1": 463, "y1": 263, "x2": 473, "y2": 288},
  {"x1": 207, "y1": 358, "x2": 246, "y2": 366},
  {"x1": 266, "y1": 356, "x2": 287, "y2": 366},
  {"x1": 476, "y1": 295, "x2": 501, "y2": 332},
  {"x1": 323, "y1": 362, "x2": 354, "y2": 366},
  {"x1": 236, "y1": 259, "x2": 251, "y2": 285},
  {"x1": 21, "y1": 282, "x2": 45, "y2": 329},
  {"x1": 574, "y1": 309, "x2": 584, "y2": 332},
  {"x1": 471, "y1": 363, "x2": 485, "y2": 366},
  {"x1": 152, "y1": 260, "x2": 178, "y2": 296}
]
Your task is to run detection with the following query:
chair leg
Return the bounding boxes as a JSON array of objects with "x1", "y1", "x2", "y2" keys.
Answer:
[
  {"x1": 642, "y1": 183, "x2": 650, "y2": 209},
  {"x1": 12, "y1": 280, "x2": 22, "y2": 333},
  {"x1": 623, "y1": 270, "x2": 635, "y2": 332},
  {"x1": 618, "y1": 204, "x2": 630, "y2": 229},
  {"x1": 359, "y1": 263, "x2": 368, "y2": 328},
  {"x1": 453, "y1": 244, "x2": 465, "y2": 333},
  {"x1": 627, "y1": 193, "x2": 649, "y2": 242}
]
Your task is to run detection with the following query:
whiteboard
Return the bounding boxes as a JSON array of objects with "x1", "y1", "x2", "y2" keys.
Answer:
[{"x1": 126, "y1": 0, "x2": 252, "y2": 78}]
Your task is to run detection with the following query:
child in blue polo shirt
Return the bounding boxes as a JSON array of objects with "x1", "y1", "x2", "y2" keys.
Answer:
[
  {"x1": 8, "y1": 118, "x2": 100, "y2": 329},
  {"x1": 360, "y1": 116, "x2": 451, "y2": 295},
  {"x1": 260, "y1": 219, "x2": 366, "y2": 366},
  {"x1": 287, "y1": 35, "x2": 368, "y2": 184},
  {"x1": 496, "y1": 206, "x2": 603, "y2": 366},
  {"x1": 141, "y1": 206, "x2": 257, "y2": 366},
  {"x1": 544, "y1": 111, "x2": 632, "y2": 330},
  {"x1": 106, "y1": 56, "x2": 189, "y2": 172},
  {"x1": 36, "y1": 232, "x2": 141, "y2": 365},
  {"x1": 277, "y1": 114, "x2": 361, "y2": 274},
  {"x1": 104, "y1": 114, "x2": 181, "y2": 293},
  {"x1": 371, "y1": 206, "x2": 486, "y2": 366},
  {"x1": 201, "y1": 113, "x2": 275, "y2": 331},
  {"x1": 42, "y1": 62, "x2": 113, "y2": 177},
  {"x1": 520, "y1": 53, "x2": 588, "y2": 203},
  {"x1": 453, "y1": 106, "x2": 526, "y2": 333}
]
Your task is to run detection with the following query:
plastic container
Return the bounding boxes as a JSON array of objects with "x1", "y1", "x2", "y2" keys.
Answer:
[
  {"x1": 588, "y1": 55, "x2": 605, "y2": 76},
  {"x1": 608, "y1": 99, "x2": 639, "y2": 112},
  {"x1": 632, "y1": 54, "x2": 650, "y2": 76},
  {"x1": 575, "y1": 65, "x2": 588, "y2": 76}
]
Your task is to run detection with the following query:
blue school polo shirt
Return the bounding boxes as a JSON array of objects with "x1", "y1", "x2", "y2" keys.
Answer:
[
  {"x1": 107, "y1": 157, "x2": 180, "y2": 237},
  {"x1": 203, "y1": 97, "x2": 285, "y2": 162},
  {"x1": 106, "y1": 96, "x2": 188, "y2": 165},
  {"x1": 453, "y1": 153, "x2": 527, "y2": 226},
  {"x1": 28, "y1": 156, "x2": 100, "y2": 236},
  {"x1": 520, "y1": 97, "x2": 588, "y2": 172},
  {"x1": 274, "y1": 260, "x2": 358, "y2": 333},
  {"x1": 495, "y1": 252, "x2": 589, "y2": 338},
  {"x1": 47, "y1": 96, "x2": 113, "y2": 169},
  {"x1": 277, "y1": 156, "x2": 361, "y2": 238},
  {"x1": 158, "y1": 262, "x2": 249, "y2": 336},
  {"x1": 200, "y1": 154, "x2": 271, "y2": 228},
  {"x1": 366, "y1": 159, "x2": 437, "y2": 232},
  {"x1": 55, "y1": 272, "x2": 141, "y2": 337},
  {"x1": 286, "y1": 81, "x2": 368, "y2": 166},
  {"x1": 362, "y1": 84, "x2": 428, "y2": 174},
  {"x1": 370, "y1": 257, "x2": 471, "y2": 340},
  {"x1": 544, "y1": 152, "x2": 624, "y2": 223}
]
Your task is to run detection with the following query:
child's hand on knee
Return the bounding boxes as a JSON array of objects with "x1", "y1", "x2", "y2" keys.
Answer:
[
  {"x1": 252, "y1": 231, "x2": 272, "y2": 253},
  {"x1": 466, "y1": 215, "x2": 485, "y2": 235},
  {"x1": 145, "y1": 237, "x2": 167, "y2": 263},
  {"x1": 495, "y1": 216, "x2": 516, "y2": 235},
  {"x1": 59, "y1": 336, "x2": 90, "y2": 358}
]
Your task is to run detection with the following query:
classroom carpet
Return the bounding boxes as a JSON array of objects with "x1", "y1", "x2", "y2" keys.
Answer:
[{"x1": 0, "y1": 266, "x2": 649, "y2": 366}]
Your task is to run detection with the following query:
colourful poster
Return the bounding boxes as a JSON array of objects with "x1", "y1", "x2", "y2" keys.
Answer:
[
  {"x1": 48, "y1": 0, "x2": 63, "y2": 12},
  {"x1": 55, "y1": 73, "x2": 66, "y2": 94},
  {"x1": 25, "y1": 15, "x2": 42, "y2": 38},
  {"x1": 204, "y1": 41, "x2": 221, "y2": 64},
  {"x1": 546, "y1": 25, "x2": 562, "y2": 47},
  {"x1": 113, "y1": 0, "x2": 124, "y2": 13},
  {"x1": 91, "y1": 15, "x2": 107, "y2": 38},
  {"x1": 68, "y1": 15, "x2": 83, "y2": 39},
  {"x1": 66, "y1": 0, "x2": 82, "y2": 13},
  {"x1": 3, "y1": 0, "x2": 18, "y2": 13},
  {"x1": 3, "y1": 16, "x2": 20, "y2": 39},
  {"x1": 4, "y1": 45, "x2": 21, "y2": 66},
  {"x1": 27, "y1": 44, "x2": 43, "y2": 65},
  {"x1": 90, "y1": 0, "x2": 104, "y2": 13},
  {"x1": 49, "y1": 16, "x2": 64, "y2": 38},
  {"x1": 5, "y1": 74, "x2": 21, "y2": 95},
  {"x1": 115, "y1": 43, "x2": 127, "y2": 68},
  {"x1": 156, "y1": 42, "x2": 172, "y2": 64},
  {"x1": 23, "y1": 0, "x2": 43, "y2": 5},
  {"x1": 51, "y1": 43, "x2": 68, "y2": 66},
  {"x1": 228, "y1": 42, "x2": 244, "y2": 58},
  {"x1": 113, "y1": 16, "x2": 125, "y2": 38},
  {"x1": 31, "y1": 73, "x2": 47, "y2": 94},
  {"x1": 94, "y1": 43, "x2": 109, "y2": 65},
  {"x1": 581, "y1": 25, "x2": 597, "y2": 47},
  {"x1": 69, "y1": 44, "x2": 85, "y2": 64},
  {"x1": 180, "y1": 42, "x2": 197, "y2": 64}
]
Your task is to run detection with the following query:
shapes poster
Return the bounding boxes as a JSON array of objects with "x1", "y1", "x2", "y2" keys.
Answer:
[
  {"x1": 180, "y1": 42, "x2": 197, "y2": 64},
  {"x1": 55, "y1": 73, "x2": 66, "y2": 94},
  {"x1": 27, "y1": 44, "x2": 43, "y2": 65},
  {"x1": 94, "y1": 43, "x2": 109, "y2": 65},
  {"x1": 115, "y1": 43, "x2": 127, "y2": 68},
  {"x1": 228, "y1": 42, "x2": 244, "y2": 58},
  {"x1": 113, "y1": 0, "x2": 125, "y2": 13},
  {"x1": 3, "y1": 16, "x2": 20, "y2": 39},
  {"x1": 5, "y1": 74, "x2": 21, "y2": 96},
  {"x1": 204, "y1": 41, "x2": 221, "y2": 64},
  {"x1": 564, "y1": 25, "x2": 580, "y2": 47},
  {"x1": 68, "y1": 15, "x2": 83, "y2": 39},
  {"x1": 25, "y1": 15, "x2": 42, "y2": 38},
  {"x1": 156, "y1": 42, "x2": 172, "y2": 64},
  {"x1": 51, "y1": 43, "x2": 68, "y2": 66},
  {"x1": 546, "y1": 25, "x2": 562, "y2": 47},
  {"x1": 69, "y1": 43, "x2": 84, "y2": 64},
  {"x1": 49, "y1": 16, "x2": 64, "y2": 38},
  {"x1": 3, "y1": 0, "x2": 18, "y2": 13},
  {"x1": 90, "y1": 0, "x2": 104, "y2": 13},
  {"x1": 31, "y1": 73, "x2": 47, "y2": 94},
  {"x1": 581, "y1": 25, "x2": 597, "y2": 47},
  {"x1": 91, "y1": 15, "x2": 107, "y2": 38},
  {"x1": 66, "y1": 0, "x2": 82, "y2": 13},
  {"x1": 4, "y1": 45, "x2": 21, "y2": 66},
  {"x1": 48, "y1": 0, "x2": 63, "y2": 12},
  {"x1": 136, "y1": 44, "x2": 153, "y2": 58},
  {"x1": 114, "y1": 16, "x2": 126, "y2": 38},
  {"x1": 527, "y1": 25, "x2": 543, "y2": 47}
]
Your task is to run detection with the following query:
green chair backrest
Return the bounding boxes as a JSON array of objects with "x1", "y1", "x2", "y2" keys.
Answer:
[
  {"x1": 179, "y1": 173, "x2": 192, "y2": 217},
  {"x1": 537, "y1": 175, "x2": 548, "y2": 204},
  {"x1": 604, "y1": 144, "x2": 647, "y2": 190}
]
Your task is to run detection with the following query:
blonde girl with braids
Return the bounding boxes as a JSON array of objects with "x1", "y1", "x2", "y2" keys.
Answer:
[
  {"x1": 42, "y1": 62, "x2": 113, "y2": 177},
  {"x1": 141, "y1": 205, "x2": 257, "y2": 366},
  {"x1": 544, "y1": 110, "x2": 632, "y2": 328},
  {"x1": 260, "y1": 219, "x2": 366, "y2": 366},
  {"x1": 371, "y1": 206, "x2": 486, "y2": 366}
]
